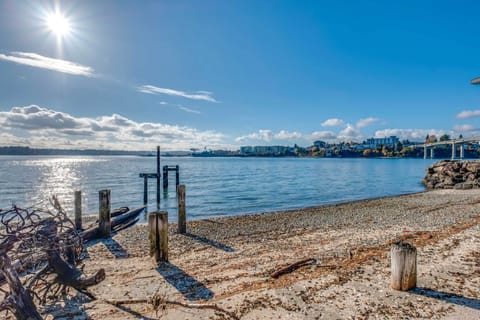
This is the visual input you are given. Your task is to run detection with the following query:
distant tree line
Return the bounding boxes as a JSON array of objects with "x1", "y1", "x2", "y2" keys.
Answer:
[{"x1": 0, "y1": 146, "x2": 146, "y2": 156}]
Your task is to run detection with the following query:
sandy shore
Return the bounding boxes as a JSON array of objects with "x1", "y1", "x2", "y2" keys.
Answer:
[{"x1": 7, "y1": 189, "x2": 480, "y2": 319}]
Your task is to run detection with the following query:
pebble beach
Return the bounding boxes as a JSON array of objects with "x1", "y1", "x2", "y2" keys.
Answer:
[{"x1": 8, "y1": 189, "x2": 480, "y2": 319}]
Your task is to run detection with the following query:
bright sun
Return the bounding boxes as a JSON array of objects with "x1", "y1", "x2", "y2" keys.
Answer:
[{"x1": 47, "y1": 12, "x2": 71, "y2": 37}]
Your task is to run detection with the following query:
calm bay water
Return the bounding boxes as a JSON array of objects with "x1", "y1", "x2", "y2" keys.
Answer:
[{"x1": 0, "y1": 156, "x2": 435, "y2": 222}]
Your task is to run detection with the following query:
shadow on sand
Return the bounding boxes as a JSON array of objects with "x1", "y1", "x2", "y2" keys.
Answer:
[
  {"x1": 83, "y1": 238, "x2": 129, "y2": 259},
  {"x1": 183, "y1": 232, "x2": 235, "y2": 252},
  {"x1": 412, "y1": 287, "x2": 480, "y2": 310},
  {"x1": 157, "y1": 262, "x2": 214, "y2": 301}
]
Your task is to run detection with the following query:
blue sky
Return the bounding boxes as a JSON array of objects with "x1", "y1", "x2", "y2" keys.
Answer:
[{"x1": 0, "y1": 0, "x2": 479, "y2": 151}]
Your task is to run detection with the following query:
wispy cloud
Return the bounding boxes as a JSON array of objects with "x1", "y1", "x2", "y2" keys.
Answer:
[
  {"x1": 0, "y1": 52, "x2": 95, "y2": 77},
  {"x1": 158, "y1": 101, "x2": 201, "y2": 114},
  {"x1": 455, "y1": 110, "x2": 480, "y2": 119},
  {"x1": 137, "y1": 85, "x2": 218, "y2": 102},
  {"x1": 356, "y1": 117, "x2": 379, "y2": 128},
  {"x1": 178, "y1": 106, "x2": 201, "y2": 114},
  {"x1": 321, "y1": 118, "x2": 344, "y2": 127}
]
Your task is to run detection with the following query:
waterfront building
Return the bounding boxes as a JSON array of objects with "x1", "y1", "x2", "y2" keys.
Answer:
[{"x1": 365, "y1": 136, "x2": 399, "y2": 148}]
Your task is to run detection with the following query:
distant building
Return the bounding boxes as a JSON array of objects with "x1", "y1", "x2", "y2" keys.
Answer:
[{"x1": 365, "y1": 136, "x2": 399, "y2": 148}]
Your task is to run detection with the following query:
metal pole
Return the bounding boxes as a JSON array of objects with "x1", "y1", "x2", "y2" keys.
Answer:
[{"x1": 451, "y1": 142, "x2": 455, "y2": 160}]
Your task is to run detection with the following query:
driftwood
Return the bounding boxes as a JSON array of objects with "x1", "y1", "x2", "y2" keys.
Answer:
[
  {"x1": 0, "y1": 198, "x2": 108, "y2": 319},
  {"x1": 80, "y1": 206, "x2": 145, "y2": 242},
  {"x1": 105, "y1": 295, "x2": 240, "y2": 320},
  {"x1": 0, "y1": 252, "x2": 42, "y2": 320},
  {"x1": 270, "y1": 258, "x2": 316, "y2": 278}
]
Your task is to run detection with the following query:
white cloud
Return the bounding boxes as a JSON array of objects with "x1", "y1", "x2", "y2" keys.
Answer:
[
  {"x1": 338, "y1": 124, "x2": 363, "y2": 141},
  {"x1": 308, "y1": 131, "x2": 337, "y2": 141},
  {"x1": 0, "y1": 105, "x2": 226, "y2": 150},
  {"x1": 137, "y1": 85, "x2": 217, "y2": 102},
  {"x1": 321, "y1": 118, "x2": 344, "y2": 127},
  {"x1": 274, "y1": 130, "x2": 302, "y2": 140},
  {"x1": 453, "y1": 124, "x2": 477, "y2": 132},
  {"x1": 374, "y1": 128, "x2": 449, "y2": 141},
  {"x1": 356, "y1": 117, "x2": 379, "y2": 128},
  {"x1": 455, "y1": 110, "x2": 480, "y2": 119},
  {"x1": 0, "y1": 52, "x2": 95, "y2": 77},
  {"x1": 235, "y1": 130, "x2": 274, "y2": 142}
]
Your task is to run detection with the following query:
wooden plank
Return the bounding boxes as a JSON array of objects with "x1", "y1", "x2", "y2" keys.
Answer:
[{"x1": 139, "y1": 173, "x2": 158, "y2": 178}]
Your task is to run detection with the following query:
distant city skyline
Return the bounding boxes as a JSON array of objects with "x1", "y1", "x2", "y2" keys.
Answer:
[{"x1": 0, "y1": 1, "x2": 479, "y2": 151}]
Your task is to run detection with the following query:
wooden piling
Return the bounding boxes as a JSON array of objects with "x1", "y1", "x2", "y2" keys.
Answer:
[
  {"x1": 391, "y1": 242, "x2": 416, "y2": 291},
  {"x1": 74, "y1": 190, "x2": 82, "y2": 230},
  {"x1": 156, "y1": 146, "x2": 161, "y2": 209},
  {"x1": 149, "y1": 211, "x2": 168, "y2": 263},
  {"x1": 163, "y1": 166, "x2": 168, "y2": 189},
  {"x1": 177, "y1": 185, "x2": 186, "y2": 234},
  {"x1": 143, "y1": 176, "x2": 148, "y2": 205},
  {"x1": 98, "y1": 190, "x2": 111, "y2": 238},
  {"x1": 175, "y1": 165, "x2": 180, "y2": 187}
]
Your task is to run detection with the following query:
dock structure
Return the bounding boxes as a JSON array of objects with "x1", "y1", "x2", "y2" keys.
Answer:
[
  {"x1": 416, "y1": 136, "x2": 480, "y2": 160},
  {"x1": 163, "y1": 165, "x2": 180, "y2": 190},
  {"x1": 139, "y1": 146, "x2": 161, "y2": 209}
]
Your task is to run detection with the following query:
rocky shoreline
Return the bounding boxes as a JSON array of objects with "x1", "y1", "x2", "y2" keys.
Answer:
[
  {"x1": 423, "y1": 160, "x2": 480, "y2": 190},
  {"x1": 3, "y1": 189, "x2": 479, "y2": 319}
]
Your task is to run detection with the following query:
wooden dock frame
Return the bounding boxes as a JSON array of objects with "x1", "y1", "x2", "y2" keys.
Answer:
[
  {"x1": 163, "y1": 165, "x2": 180, "y2": 190},
  {"x1": 139, "y1": 146, "x2": 161, "y2": 209}
]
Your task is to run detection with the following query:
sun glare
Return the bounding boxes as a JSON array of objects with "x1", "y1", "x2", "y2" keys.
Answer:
[{"x1": 47, "y1": 12, "x2": 71, "y2": 37}]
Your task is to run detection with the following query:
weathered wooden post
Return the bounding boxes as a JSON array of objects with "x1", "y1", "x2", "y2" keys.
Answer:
[
  {"x1": 74, "y1": 190, "x2": 82, "y2": 230},
  {"x1": 149, "y1": 211, "x2": 168, "y2": 263},
  {"x1": 177, "y1": 184, "x2": 186, "y2": 234},
  {"x1": 98, "y1": 190, "x2": 111, "y2": 238},
  {"x1": 391, "y1": 242, "x2": 417, "y2": 291},
  {"x1": 143, "y1": 176, "x2": 148, "y2": 205},
  {"x1": 175, "y1": 165, "x2": 180, "y2": 188},
  {"x1": 156, "y1": 146, "x2": 161, "y2": 209},
  {"x1": 163, "y1": 165, "x2": 168, "y2": 190}
]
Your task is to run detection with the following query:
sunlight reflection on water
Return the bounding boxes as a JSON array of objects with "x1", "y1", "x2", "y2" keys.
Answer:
[{"x1": 0, "y1": 156, "x2": 434, "y2": 223}]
